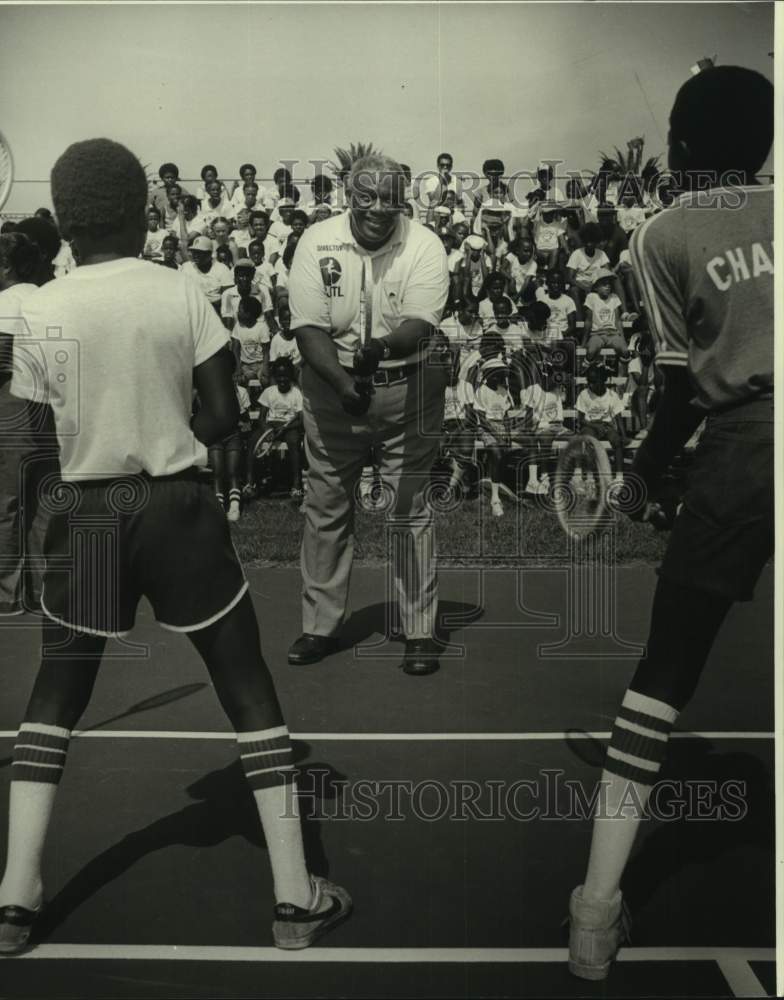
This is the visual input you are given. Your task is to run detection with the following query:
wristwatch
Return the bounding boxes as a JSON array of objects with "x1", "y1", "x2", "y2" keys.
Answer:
[{"x1": 380, "y1": 339, "x2": 392, "y2": 361}]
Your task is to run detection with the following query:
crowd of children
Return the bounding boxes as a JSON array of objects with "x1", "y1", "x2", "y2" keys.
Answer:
[{"x1": 1, "y1": 156, "x2": 667, "y2": 521}]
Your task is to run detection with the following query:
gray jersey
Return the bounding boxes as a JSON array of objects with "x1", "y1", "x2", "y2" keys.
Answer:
[{"x1": 630, "y1": 185, "x2": 773, "y2": 412}]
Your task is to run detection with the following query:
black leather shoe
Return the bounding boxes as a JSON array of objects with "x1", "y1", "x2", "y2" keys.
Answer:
[
  {"x1": 288, "y1": 633, "x2": 340, "y2": 665},
  {"x1": 401, "y1": 638, "x2": 441, "y2": 676}
]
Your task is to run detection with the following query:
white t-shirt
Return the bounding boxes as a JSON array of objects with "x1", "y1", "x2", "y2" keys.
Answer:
[
  {"x1": 505, "y1": 253, "x2": 537, "y2": 293},
  {"x1": 535, "y1": 287, "x2": 576, "y2": 340},
  {"x1": 220, "y1": 285, "x2": 273, "y2": 324},
  {"x1": 53, "y1": 241, "x2": 77, "y2": 278},
  {"x1": 438, "y1": 314, "x2": 483, "y2": 354},
  {"x1": 533, "y1": 216, "x2": 565, "y2": 252},
  {"x1": 259, "y1": 383, "x2": 303, "y2": 423},
  {"x1": 617, "y1": 205, "x2": 646, "y2": 234},
  {"x1": 250, "y1": 261, "x2": 276, "y2": 292},
  {"x1": 0, "y1": 283, "x2": 38, "y2": 377},
  {"x1": 143, "y1": 229, "x2": 171, "y2": 260},
  {"x1": 474, "y1": 383, "x2": 512, "y2": 421},
  {"x1": 419, "y1": 172, "x2": 459, "y2": 208},
  {"x1": 235, "y1": 383, "x2": 251, "y2": 414},
  {"x1": 233, "y1": 321, "x2": 271, "y2": 364},
  {"x1": 181, "y1": 260, "x2": 234, "y2": 303},
  {"x1": 288, "y1": 212, "x2": 449, "y2": 369},
  {"x1": 585, "y1": 292, "x2": 622, "y2": 333},
  {"x1": 575, "y1": 387, "x2": 624, "y2": 424},
  {"x1": 269, "y1": 332, "x2": 302, "y2": 366},
  {"x1": 533, "y1": 388, "x2": 564, "y2": 429},
  {"x1": 566, "y1": 247, "x2": 611, "y2": 288},
  {"x1": 11, "y1": 258, "x2": 229, "y2": 479}
]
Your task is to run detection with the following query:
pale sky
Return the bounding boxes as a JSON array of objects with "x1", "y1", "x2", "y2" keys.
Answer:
[{"x1": 0, "y1": 1, "x2": 774, "y2": 215}]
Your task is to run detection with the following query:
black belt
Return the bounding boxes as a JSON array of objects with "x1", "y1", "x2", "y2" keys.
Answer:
[{"x1": 340, "y1": 362, "x2": 420, "y2": 387}]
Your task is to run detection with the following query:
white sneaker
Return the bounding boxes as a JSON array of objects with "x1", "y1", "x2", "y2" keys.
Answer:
[
  {"x1": 491, "y1": 498, "x2": 504, "y2": 518},
  {"x1": 525, "y1": 479, "x2": 540, "y2": 495},
  {"x1": 227, "y1": 499, "x2": 241, "y2": 523},
  {"x1": 539, "y1": 473, "x2": 551, "y2": 493}
]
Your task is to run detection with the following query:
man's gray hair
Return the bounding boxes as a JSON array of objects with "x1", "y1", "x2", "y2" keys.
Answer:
[{"x1": 346, "y1": 153, "x2": 404, "y2": 193}]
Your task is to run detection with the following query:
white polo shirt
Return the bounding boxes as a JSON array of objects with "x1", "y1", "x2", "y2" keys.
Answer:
[{"x1": 288, "y1": 212, "x2": 449, "y2": 369}]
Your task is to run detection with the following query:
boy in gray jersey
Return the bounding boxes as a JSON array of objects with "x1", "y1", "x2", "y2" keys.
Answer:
[{"x1": 568, "y1": 66, "x2": 774, "y2": 980}]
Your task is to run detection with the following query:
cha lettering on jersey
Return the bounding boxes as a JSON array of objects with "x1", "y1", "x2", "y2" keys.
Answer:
[{"x1": 706, "y1": 241, "x2": 774, "y2": 292}]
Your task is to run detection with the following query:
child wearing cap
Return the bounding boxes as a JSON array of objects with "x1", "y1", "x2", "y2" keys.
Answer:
[
  {"x1": 180, "y1": 229, "x2": 235, "y2": 310},
  {"x1": 575, "y1": 364, "x2": 626, "y2": 482},
  {"x1": 584, "y1": 271, "x2": 629, "y2": 363},
  {"x1": 220, "y1": 261, "x2": 275, "y2": 334},
  {"x1": 455, "y1": 235, "x2": 490, "y2": 304}
]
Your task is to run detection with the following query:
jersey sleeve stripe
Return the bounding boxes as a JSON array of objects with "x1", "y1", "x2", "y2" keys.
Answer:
[{"x1": 630, "y1": 215, "x2": 669, "y2": 354}]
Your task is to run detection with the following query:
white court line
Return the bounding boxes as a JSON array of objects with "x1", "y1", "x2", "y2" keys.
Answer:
[
  {"x1": 716, "y1": 957, "x2": 769, "y2": 998},
  {"x1": 11, "y1": 945, "x2": 777, "y2": 965},
  {"x1": 0, "y1": 731, "x2": 775, "y2": 741}
]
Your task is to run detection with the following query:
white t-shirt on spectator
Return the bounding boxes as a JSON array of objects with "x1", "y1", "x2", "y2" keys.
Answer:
[
  {"x1": 443, "y1": 380, "x2": 474, "y2": 421},
  {"x1": 181, "y1": 260, "x2": 234, "y2": 303},
  {"x1": 53, "y1": 241, "x2": 77, "y2": 278},
  {"x1": 535, "y1": 287, "x2": 576, "y2": 339},
  {"x1": 617, "y1": 205, "x2": 646, "y2": 234},
  {"x1": 260, "y1": 383, "x2": 303, "y2": 423},
  {"x1": 270, "y1": 333, "x2": 302, "y2": 366},
  {"x1": 11, "y1": 258, "x2": 228, "y2": 479},
  {"x1": 474, "y1": 383, "x2": 512, "y2": 421},
  {"x1": 567, "y1": 248, "x2": 611, "y2": 288},
  {"x1": 233, "y1": 321, "x2": 271, "y2": 364},
  {"x1": 505, "y1": 253, "x2": 537, "y2": 293},
  {"x1": 575, "y1": 387, "x2": 624, "y2": 424},
  {"x1": 143, "y1": 229, "x2": 170, "y2": 259},
  {"x1": 533, "y1": 216, "x2": 565, "y2": 252},
  {"x1": 585, "y1": 292, "x2": 622, "y2": 332},
  {"x1": 220, "y1": 284, "x2": 272, "y2": 324}
]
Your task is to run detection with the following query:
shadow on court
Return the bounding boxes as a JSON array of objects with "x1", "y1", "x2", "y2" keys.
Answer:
[
  {"x1": 0, "y1": 683, "x2": 209, "y2": 770},
  {"x1": 565, "y1": 730, "x2": 774, "y2": 941},
  {"x1": 33, "y1": 744, "x2": 345, "y2": 945}
]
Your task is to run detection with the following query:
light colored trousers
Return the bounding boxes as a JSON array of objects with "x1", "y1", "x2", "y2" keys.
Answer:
[{"x1": 300, "y1": 360, "x2": 447, "y2": 639}]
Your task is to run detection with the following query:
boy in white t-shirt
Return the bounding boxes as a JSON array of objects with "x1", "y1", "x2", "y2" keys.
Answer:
[
  {"x1": 247, "y1": 240, "x2": 276, "y2": 292},
  {"x1": 505, "y1": 236, "x2": 538, "y2": 305},
  {"x1": 616, "y1": 193, "x2": 646, "y2": 235},
  {"x1": 566, "y1": 223, "x2": 611, "y2": 314},
  {"x1": 220, "y1": 261, "x2": 276, "y2": 334},
  {"x1": 535, "y1": 272, "x2": 577, "y2": 341},
  {"x1": 473, "y1": 357, "x2": 514, "y2": 517},
  {"x1": 0, "y1": 137, "x2": 350, "y2": 954},
  {"x1": 575, "y1": 364, "x2": 626, "y2": 479},
  {"x1": 521, "y1": 360, "x2": 571, "y2": 495},
  {"x1": 532, "y1": 203, "x2": 567, "y2": 272},
  {"x1": 142, "y1": 207, "x2": 171, "y2": 260},
  {"x1": 231, "y1": 296, "x2": 272, "y2": 387},
  {"x1": 248, "y1": 358, "x2": 304, "y2": 501},
  {"x1": 584, "y1": 270, "x2": 629, "y2": 363},
  {"x1": 181, "y1": 234, "x2": 234, "y2": 309},
  {"x1": 269, "y1": 306, "x2": 302, "y2": 368}
]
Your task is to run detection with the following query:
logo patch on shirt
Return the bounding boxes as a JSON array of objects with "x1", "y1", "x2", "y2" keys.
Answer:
[{"x1": 320, "y1": 257, "x2": 342, "y2": 287}]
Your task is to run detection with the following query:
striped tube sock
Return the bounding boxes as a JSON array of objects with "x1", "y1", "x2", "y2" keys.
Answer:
[
  {"x1": 582, "y1": 691, "x2": 678, "y2": 903},
  {"x1": 0, "y1": 724, "x2": 71, "y2": 908},
  {"x1": 228, "y1": 488, "x2": 241, "y2": 504},
  {"x1": 215, "y1": 492, "x2": 225, "y2": 507},
  {"x1": 604, "y1": 689, "x2": 679, "y2": 787},
  {"x1": 237, "y1": 725, "x2": 296, "y2": 790},
  {"x1": 237, "y1": 726, "x2": 311, "y2": 909}
]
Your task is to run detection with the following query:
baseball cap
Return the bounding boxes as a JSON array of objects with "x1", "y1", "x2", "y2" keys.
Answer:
[
  {"x1": 465, "y1": 234, "x2": 486, "y2": 251},
  {"x1": 434, "y1": 205, "x2": 451, "y2": 216},
  {"x1": 481, "y1": 357, "x2": 509, "y2": 376},
  {"x1": 191, "y1": 236, "x2": 213, "y2": 252},
  {"x1": 234, "y1": 258, "x2": 256, "y2": 270},
  {"x1": 277, "y1": 197, "x2": 295, "y2": 208},
  {"x1": 482, "y1": 199, "x2": 508, "y2": 213},
  {"x1": 591, "y1": 269, "x2": 615, "y2": 288}
]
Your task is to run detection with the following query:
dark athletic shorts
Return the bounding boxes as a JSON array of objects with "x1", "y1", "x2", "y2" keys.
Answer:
[
  {"x1": 659, "y1": 397, "x2": 773, "y2": 602},
  {"x1": 40, "y1": 469, "x2": 248, "y2": 636}
]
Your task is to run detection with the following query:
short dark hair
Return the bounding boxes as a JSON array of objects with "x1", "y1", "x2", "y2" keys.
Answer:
[
  {"x1": 243, "y1": 182, "x2": 259, "y2": 193},
  {"x1": 237, "y1": 296, "x2": 262, "y2": 323},
  {"x1": 147, "y1": 205, "x2": 161, "y2": 217},
  {"x1": 34, "y1": 207, "x2": 54, "y2": 220},
  {"x1": 274, "y1": 167, "x2": 292, "y2": 183},
  {"x1": 162, "y1": 234, "x2": 178, "y2": 248},
  {"x1": 271, "y1": 356, "x2": 296, "y2": 379},
  {"x1": 15, "y1": 217, "x2": 62, "y2": 263},
  {"x1": 290, "y1": 210, "x2": 309, "y2": 226},
  {"x1": 182, "y1": 195, "x2": 199, "y2": 213},
  {"x1": 579, "y1": 222, "x2": 602, "y2": 244},
  {"x1": 239, "y1": 163, "x2": 256, "y2": 175},
  {"x1": 0, "y1": 221, "x2": 17, "y2": 234},
  {"x1": 52, "y1": 139, "x2": 148, "y2": 240},
  {"x1": 399, "y1": 163, "x2": 412, "y2": 181},
  {"x1": 158, "y1": 162, "x2": 178, "y2": 179},
  {"x1": 483, "y1": 158, "x2": 504, "y2": 175},
  {"x1": 248, "y1": 210, "x2": 269, "y2": 225},
  {"x1": 670, "y1": 65, "x2": 774, "y2": 175},
  {"x1": 437, "y1": 153, "x2": 453, "y2": 165},
  {"x1": 248, "y1": 239, "x2": 265, "y2": 257},
  {"x1": 527, "y1": 301, "x2": 551, "y2": 331},
  {"x1": 0, "y1": 231, "x2": 43, "y2": 283},
  {"x1": 312, "y1": 174, "x2": 333, "y2": 195},
  {"x1": 200, "y1": 163, "x2": 218, "y2": 180}
]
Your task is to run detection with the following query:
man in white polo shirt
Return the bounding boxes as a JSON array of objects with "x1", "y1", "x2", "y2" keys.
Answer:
[{"x1": 288, "y1": 153, "x2": 449, "y2": 675}]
